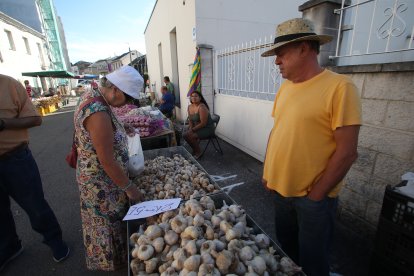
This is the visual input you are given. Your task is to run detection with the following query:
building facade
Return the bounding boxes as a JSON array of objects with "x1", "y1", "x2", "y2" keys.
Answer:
[
  {"x1": 110, "y1": 50, "x2": 141, "y2": 72},
  {"x1": 145, "y1": 0, "x2": 303, "y2": 123},
  {"x1": 0, "y1": 11, "x2": 50, "y2": 86}
]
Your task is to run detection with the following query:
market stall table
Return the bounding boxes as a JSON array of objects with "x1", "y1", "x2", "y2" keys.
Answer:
[
  {"x1": 113, "y1": 105, "x2": 176, "y2": 150},
  {"x1": 126, "y1": 147, "x2": 304, "y2": 276},
  {"x1": 31, "y1": 95, "x2": 63, "y2": 115}
]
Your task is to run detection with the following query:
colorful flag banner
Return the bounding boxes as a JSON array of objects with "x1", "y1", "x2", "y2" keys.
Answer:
[{"x1": 187, "y1": 48, "x2": 201, "y2": 96}]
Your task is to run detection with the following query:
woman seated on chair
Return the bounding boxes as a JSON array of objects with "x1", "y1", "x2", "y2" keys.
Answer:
[{"x1": 184, "y1": 91, "x2": 215, "y2": 159}]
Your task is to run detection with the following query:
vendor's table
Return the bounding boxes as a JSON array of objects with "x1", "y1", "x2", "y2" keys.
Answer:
[
  {"x1": 126, "y1": 146, "x2": 304, "y2": 276},
  {"x1": 139, "y1": 106, "x2": 176, "y2": 150}
]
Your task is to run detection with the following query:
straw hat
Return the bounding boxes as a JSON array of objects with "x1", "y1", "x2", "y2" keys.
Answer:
[
  {"x1": 106, "y1": 65, "x2": 143, "y2": 99},
  {"x1": 261, "y1": 18, "x2": 333, "y2": 57}
]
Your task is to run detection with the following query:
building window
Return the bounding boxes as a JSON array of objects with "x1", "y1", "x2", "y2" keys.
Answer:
[
  {"x1": 4, "y1": 30, "x2": 16, "y2": 50},
  {"x1": 23, "y1": 37, "x2": 31, "y2": 54},
  {"x1": 37, "y1": 43, "x2": 46, "y2": 68}
]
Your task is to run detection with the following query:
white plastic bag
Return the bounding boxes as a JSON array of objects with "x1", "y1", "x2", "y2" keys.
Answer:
[{"x1": 127, "y1": 133, "x2": 144, "y2": 177}]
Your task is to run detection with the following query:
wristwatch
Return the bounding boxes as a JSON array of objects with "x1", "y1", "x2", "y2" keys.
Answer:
[{"x1": 0, "y1": 119, "x2": 5, "y2": 131}]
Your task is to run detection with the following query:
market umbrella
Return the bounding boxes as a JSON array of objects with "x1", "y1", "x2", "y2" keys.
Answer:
[
  {"x1": 187, "y1": 47, "x2": 201, "y2": 96},
  {"x1": 22, "y1": 70, "x2": 75, "y2": 78}
]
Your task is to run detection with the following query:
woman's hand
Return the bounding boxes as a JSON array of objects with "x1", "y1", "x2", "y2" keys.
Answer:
[{"x1": 126, "y1": 186, "x2": 144, "y2": 202}]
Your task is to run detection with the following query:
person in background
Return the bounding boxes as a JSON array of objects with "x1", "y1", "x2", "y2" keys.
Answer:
[
  {"x1": 91, "y1": 80, "x2": 98, "y2": 90},
  {"x1": 163, "y1": 76, "x2": 174, "y2": 96},
  {"x1": 24, "y1": 80, "x2": 32, "y2": 98},
  {"x1": 183, "y1": 91, "x2": 215, "y2": 159},
  {"x1": 164, "y1": 75, "x2": 180, "y2": 108},
  {"x1": 74, "y1": 66, "x2": 143, "y2": 271},
  {"x1": 158, "y1": 86, "x2": 174, "y2": 118},
  {"x1": 46, "y1": 87, "x2": 55, "y2": 97},
  {"x1": 0, "y1": 74, "x2": 70, "y2": 272},
  {"x1": 261, "y1": 18, "x2": 362, "y2": 276}
]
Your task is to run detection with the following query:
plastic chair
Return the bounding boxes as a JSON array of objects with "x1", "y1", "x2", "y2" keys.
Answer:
[{"x1": 199, "y1": 114, "x2": 223, "y2": 158}]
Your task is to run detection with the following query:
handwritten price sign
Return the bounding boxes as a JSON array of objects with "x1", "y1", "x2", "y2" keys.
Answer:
[{"x1": 123, "y1": 198, "x2": 181, "y2": 221}]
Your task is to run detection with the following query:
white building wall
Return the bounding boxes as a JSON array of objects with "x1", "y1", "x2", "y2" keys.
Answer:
[
  {"x1": 0, "y1": 17, "x2": 49, "y2": 85},
  {"x1": 145, "y1": 0, "x2": 197, "y2": 121},
  {"x1": 196, "y1": 0, "x2": 303, "y2": 161},
  {"x1": 145, "y1": 0, "x2": 303, "y2": 160},
  {"x1": 195, "y1": 0, "x2": 303, "y2": 49}
]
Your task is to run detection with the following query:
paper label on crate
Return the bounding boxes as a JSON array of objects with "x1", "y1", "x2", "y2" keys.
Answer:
[{"x1": 123, "y1": 198, "x2": 181, "y2": 221}]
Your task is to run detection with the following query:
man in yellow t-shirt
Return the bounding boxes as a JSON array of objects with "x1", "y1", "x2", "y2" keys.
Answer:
[
  {"x1": 0, "y1": 74, "x2": 70, "y2": 272},
  {"x1": 261, "y1": 19, "x2": 361, "y2": 276}
]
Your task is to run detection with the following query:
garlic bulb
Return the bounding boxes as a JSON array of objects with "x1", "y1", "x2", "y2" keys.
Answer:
[
  {"x1": 204, "y1": 225, "x2": 215, "y2": 240},
  {"x1": 260, "y1": 251, "x2": 279, "y2": 272},
  {"x1": 203, "y1": 209, "x2": 213, "y2": 220},
  {"x1": 193, "y1": 213, "x2": 205, "y2": 227},
  {"x1": 254, "y1": 233, "x2": 270, "y2": 249},
  {"x1": 232, "y1": 257, "x2": 247, "y2": 275},
  {"x1": 144, "y1": 257, "x2": 158, "y2": 273},
  {"x1": 214, "y1": 249, "x2": 234, "y2": 274},
  {"x1": 227, "y1": 239, "x2": 243, "y2": 252},
  {"x1": 137, "y1": 234, "x2": 151, "y2": 246},
  {"x1": 201, "y1": 252, "x2": 215, "y2": 265},
  {"x1": 181, "y1": 226, "x2": 201, "y2": 240},
  {"x1": 239, "y1": 246, "x2": 255, "y2": 263},
  {"x1": 173, "y1": 248, "x2": 186, "y2": 262},
  {"x1": 152, "y1": 237, "x2": 165, "y2": 253},
  {"x1": 160, "y1": 267, "x2": 178, "y2": 276},
  {"x1": 200, "y1": 240, "x2": 216, "y2": 254},
  {"x1": 198, "y1": 263, "x2": 220, "y2": 276},
  {"x1": 130, "y1": 232, "x2": 140, "y2": 244},
  {"x1": 159, "y1": 222, "x2": 171, "y2": 232},
  {"x1": 171, "y1": 215, "x2": 188, "y2": 234},
  {"x1": 130, "y1": 258, "x2": 144, "y2": 276},
  {"x1": 183, "y1": 255, "x2": 201, "y2": 271},
  {"x1": 184, "y1": 239, "x2": 197, "y2": 255},
  {"x1": 165, "y1": 230, "x2": 179, "y2": 246},
  {"x1": 145, "y1": 224, "x2": 163, "y2": 240},
  {"x1": 219, "y1": 220, "x2": 232, "y2": 233},
  {"x1": 210, "y1": 215, "x2": 222, "y2": 228},
  {"x1": 225, "y1": 227, "x2": 242, "y2": 241},
  {"x1": 179, "y1": 268, "x2": 197, "y2": 276},
  {"x1": 135, "y1": 244, "x2": 154, "y2": 261},
  {"x1": 247, "y1": 256, "x2": 266, "y2": 275},
  {"x1": 213, "y1": 239, "x2": 226, "y2": 252},
  {"x1": 229, "y1": 204, "x2": 243, "y2": 217}
]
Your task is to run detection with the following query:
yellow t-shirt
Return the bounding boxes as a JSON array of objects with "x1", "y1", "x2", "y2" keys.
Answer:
[
  {"x1": 263, "y1": 69, "x2": 362, "y2": 197},
  {"x1": 0, "y1": 74, "x2": 39, "y2": 155}
]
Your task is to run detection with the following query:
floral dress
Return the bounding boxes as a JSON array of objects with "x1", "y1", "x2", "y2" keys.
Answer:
[{"x1": 74, "y1": 89, "x2": 129, "y2": 271}]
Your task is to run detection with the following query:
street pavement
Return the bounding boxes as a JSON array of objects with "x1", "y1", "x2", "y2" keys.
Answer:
[{"x1": 3, "y1": 99, "x2": 372, "y2": 275}]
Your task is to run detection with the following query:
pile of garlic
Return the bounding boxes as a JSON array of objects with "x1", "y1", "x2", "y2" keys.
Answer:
[
  {"x1": 130, "y1": 195, "x2": 302, "y2": 276},
  {"x1": 133, "y1": 154, "x2": 220, "y2": 201}
]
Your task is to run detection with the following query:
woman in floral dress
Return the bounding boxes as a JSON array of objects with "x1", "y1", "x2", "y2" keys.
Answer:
[{"x1": 74, "y1": 66, "x2": 144, "y2": 271}]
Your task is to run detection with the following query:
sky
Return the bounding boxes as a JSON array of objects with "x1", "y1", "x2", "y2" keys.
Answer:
[{"x1": 54, "y1": 0, "x2": 156, "y2": 64}]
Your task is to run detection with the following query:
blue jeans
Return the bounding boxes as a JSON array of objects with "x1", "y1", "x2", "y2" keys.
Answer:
[
  {"x1": 0, "y1": 146, "x2": 63, "y2": 256},
  {"x1": 273, "y1": 191, "x2": 338, "y2": 276}
]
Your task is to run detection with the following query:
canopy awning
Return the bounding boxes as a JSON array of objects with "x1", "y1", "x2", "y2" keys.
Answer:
[{"x1": 21, "y1": 70, "x2": 75, "y2": 78}]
